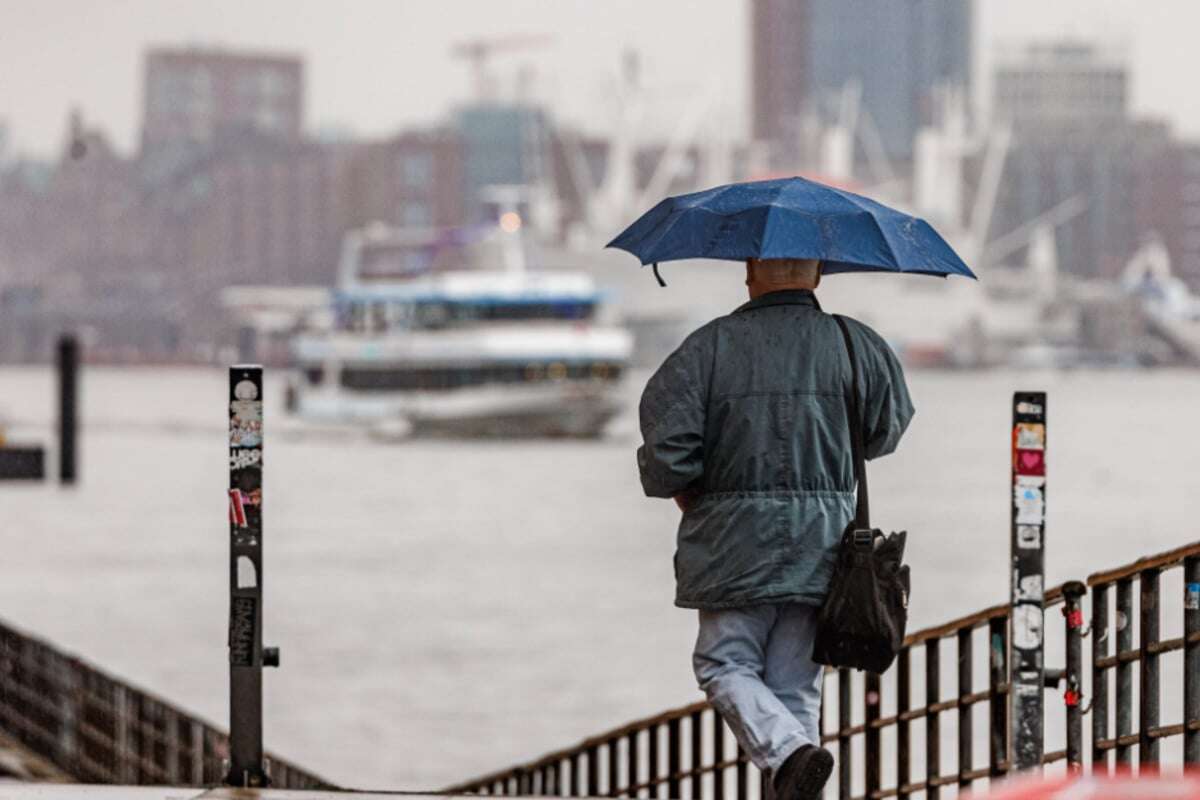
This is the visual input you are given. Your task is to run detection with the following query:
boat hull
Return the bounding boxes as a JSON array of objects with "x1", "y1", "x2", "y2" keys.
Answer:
[{"x1": 288, "y1": 377, "x2": 625, "y2": 438}]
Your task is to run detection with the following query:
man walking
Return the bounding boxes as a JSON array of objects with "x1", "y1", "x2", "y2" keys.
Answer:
[{"x1": 637, "y1": 258, "x2": 914, "y2": 800}]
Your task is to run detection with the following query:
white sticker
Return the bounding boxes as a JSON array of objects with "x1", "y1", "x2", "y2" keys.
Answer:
[
  {"x1": 1187, "y1": 584, "x2": 1200, "y2": 611},
  {"x1": 230, "y1": 449, "x2": 262, "y2": 471},
  {"x1": 1016, "y1": 475, "x2": 1046, "y2": 488},
  {"x1": 1016, "y1": 401, "x2": 1043, "y2": 416},
  {"x1": 1015, "y1": 423, "x2": 1046, "y2": 450},
  {"x1": 1015, "y1": 485, "x2": 1044, "y2": 524},
  {"x1": 1016, "y1": 575, "x2": 1044, "y2": 603},
  {"x1": 1013, "y1": 605, "x2": 1043, "y2": 649},
  {"x1": 1017, "y1": 525, "x2": 1042, "y2": 549},
  {"x1": 230, "y1": 399, "x2": 262, "y2": 423},
  {"x1": 234, "y1": 379, "x2": 259, "y2": 401}
]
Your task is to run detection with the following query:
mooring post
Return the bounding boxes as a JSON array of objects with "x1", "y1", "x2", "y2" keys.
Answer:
[
  {"x1": 1062, "y1": 581, "x2": 1086, "y2": 771},
  {"x1": 225, "y1": 365, "x2": 278, "y2": 786},
  {"x1": 1090, "y1": 583, "x2": 1110, "y2": 773},
  {"x1": 56, "y1": 335, "x2": 78, "y2": 484},
  {"x1": 1010, "y1": 391, "x2": 1046, "y2": 771}
]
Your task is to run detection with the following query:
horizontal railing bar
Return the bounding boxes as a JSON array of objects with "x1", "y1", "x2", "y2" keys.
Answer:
[
  {"x1": 863, "y1": 767, "x2": 1000, "y2": 800},
  {"x1": 1087, "y1": 541, "x2": 1200, "y2": 587},
  {"x1": 1092, "y1": 631, "x2": 1200, "y2": 670},
  {"x1": 1072, "y1": 725, "x2": 1200, "y2": 754},
  {"x1": 823, "y1": 686, "x2": 1009, "y2": 742},
  {"x1": 821, "y1": 689, "x2": 999, "y2": 744},
  {"x1": 1043, "y1": 749, "x2": 1067, "y2": 764}
]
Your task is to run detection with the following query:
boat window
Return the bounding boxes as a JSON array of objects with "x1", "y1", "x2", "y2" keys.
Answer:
[{"x1": 339, "y1": 362, "x2": 623, "y2": 392}]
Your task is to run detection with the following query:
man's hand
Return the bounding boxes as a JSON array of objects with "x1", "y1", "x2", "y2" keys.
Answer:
[{"x1": 674, "y1": 487, "x2": 702, "y2": 513}]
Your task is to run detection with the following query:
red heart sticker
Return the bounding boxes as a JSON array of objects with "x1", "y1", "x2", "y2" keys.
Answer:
[{"x1": 1016, "y1": 449, "x2": 1045, "y2": 476}]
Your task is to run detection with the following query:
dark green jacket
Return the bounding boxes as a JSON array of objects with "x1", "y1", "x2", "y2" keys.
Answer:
[{"x1": 637, "y1": 289, "x2": 914, "y2": 609}]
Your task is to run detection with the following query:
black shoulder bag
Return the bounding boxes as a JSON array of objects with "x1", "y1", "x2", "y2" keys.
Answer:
[{"x1": 811, "y1": 315, "x2": 911, "y2": 674}]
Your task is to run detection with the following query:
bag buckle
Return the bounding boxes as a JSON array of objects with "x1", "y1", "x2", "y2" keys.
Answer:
[{"x1": 852, "y1": 528, "x2": 875, "y2": 550}]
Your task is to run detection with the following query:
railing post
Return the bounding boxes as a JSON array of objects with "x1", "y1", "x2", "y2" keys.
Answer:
[
  {"x1": 190, "y1": 720, "x2": 204, "y2": 785},
  {"x1": 735, "y1": 741, "x2": 747, "y2": 800},
  {"x1": 611, "y1": 735, "x2": 622, "y2": 797},
  {"x1": 957, "y1": 629, "x2": 972, "y2": 789},
  {"x1": 837, "y1": 668, "x2": 851, "y2": 800},
  {"x1": 926, "y1": 639, "x2": 940, "y2": 800},
  {"x1": 648, "y1": 724, "x2": 660, "y2": 799},
  {"x1": 865, "y1": 671, "x2": 881, "y2": 800},
  {"x1": 114, "y1": 685, "x2": 130, "y2": 783},
  {"x1": 626, "y1": 731, "x2": 638, "y2": 798},
  {"x1": 667, "y1": 717, "x2": 680, "y2": 799},
  {"x1": 896, "y1": 649, "x2": 911, "y2": 799},
  {"x1": 689, "y1": 711, "x2": 702, "y2": 800},
  {"x1": 165, "y1": 706, "x2": 180, "y2": 784},
  {"x1": 590, "y1": 743, "x2": 601, "y2": 797},
  {"x1": 988, "y1": 617, "x2": 1008, "y2": 778},
  {"x1": 1010, "y1": 391, "x2": 1046, "y2": 772},
  {"x1": 1062, "y1": 582, "x2": 1086, "y2": 771},
  {"x1": 712, "y1": 711, "x2": 725, "y2": 800},
  {"x1": 55, "y1": 657, "x2": 79, "y2": 776},
  {"x1": 1140, "y1": 568, "x2": 1161, "y2": 770},
  {"x1": 1115, "y1": 578, "x2": 1134, "y2": 766},
  {"x1": 1185, "y1": 556, "x2": 1200, "y2": 764},
  {"x1": 226, "y1": 365, "x2": 276, "y2": 787},
  {"x1": 1090, "y1": 583, "x2": 1110, "y2": 773}
]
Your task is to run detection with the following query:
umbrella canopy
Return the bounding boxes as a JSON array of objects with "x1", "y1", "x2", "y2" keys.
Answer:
[{"x1": 607, "y1": 176, "x2": 976, "y2": 280}]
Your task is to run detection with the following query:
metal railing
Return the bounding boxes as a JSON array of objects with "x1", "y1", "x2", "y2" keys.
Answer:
[
  {"x1": 0, "y1": 618, "x2": 330, "y2": 789},
  {"x1": 448, "y1": 541, "x2": 1200, "y2": 799},
  {"x1": 1088, "y1": 541, "x2": 1200, "y2": 769}
]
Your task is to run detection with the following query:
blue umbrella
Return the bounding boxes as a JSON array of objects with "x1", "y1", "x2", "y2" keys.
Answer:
[{"x1": 606, "y1": 176, "x2": 976, "y2": 283}]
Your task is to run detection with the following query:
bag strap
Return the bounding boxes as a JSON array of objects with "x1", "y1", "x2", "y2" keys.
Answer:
[{"x1": 833, "y1": 315, "x2": 870, "y2": 529}]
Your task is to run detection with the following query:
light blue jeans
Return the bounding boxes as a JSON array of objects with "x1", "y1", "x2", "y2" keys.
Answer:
[{"x1": 692, "y1": 604, "x2": 825, "y2": 773}]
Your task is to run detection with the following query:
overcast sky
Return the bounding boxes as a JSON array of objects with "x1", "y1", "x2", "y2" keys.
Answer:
[{"x1": 2, "y1": 0, "x2": 1198, "y2": 160}]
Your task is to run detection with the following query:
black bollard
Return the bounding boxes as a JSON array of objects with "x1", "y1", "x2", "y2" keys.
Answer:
[
  {"x1": 57, "y1": 335, "x2": 78, "y2": 484},
  {"x1": 1010, "y1": 391, "x2": 1047, "y2": 771},
  {"x1": 225, "y1": 364, "x2": 278, "y2": 787}
]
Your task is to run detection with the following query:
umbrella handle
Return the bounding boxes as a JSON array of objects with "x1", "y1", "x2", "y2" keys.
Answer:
[{"x1": 652, "y1": 262, "x2": 667, "y2": 287}]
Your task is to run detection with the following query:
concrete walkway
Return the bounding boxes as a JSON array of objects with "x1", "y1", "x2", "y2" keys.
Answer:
[{"x1": 0, "y1": 787, "x2": 466, "y2": 799}]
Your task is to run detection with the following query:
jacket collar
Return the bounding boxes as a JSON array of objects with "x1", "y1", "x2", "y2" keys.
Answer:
[{"x1": 734, "y1": 289, "x2": 822, "y2": 314}]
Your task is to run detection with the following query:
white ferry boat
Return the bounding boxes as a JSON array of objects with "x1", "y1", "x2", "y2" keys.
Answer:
[{"x1": 286, "y1": 218, "x2": 633, "y2": 437}]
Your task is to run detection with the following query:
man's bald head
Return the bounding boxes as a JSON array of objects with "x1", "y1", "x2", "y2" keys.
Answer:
[{"x1": 746, "y1": 258, "x2": 822, "y2": 299}]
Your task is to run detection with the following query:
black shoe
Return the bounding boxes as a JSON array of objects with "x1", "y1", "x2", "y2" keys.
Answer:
[{"x1": 773, "y1": 744, "x2": 835, "y2": 800}]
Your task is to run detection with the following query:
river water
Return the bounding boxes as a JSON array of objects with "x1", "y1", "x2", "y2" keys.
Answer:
[{"x1": 1, "y1": 365, "x2": 1198, "y2": 789}]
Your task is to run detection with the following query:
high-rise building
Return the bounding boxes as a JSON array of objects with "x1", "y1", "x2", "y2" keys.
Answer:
[
  {"x1": 140, "y1": 47, "x2": 304, "y2": 161},
  {"x1": 989, "y1": 42, "x2": 1141, "y2": 280},
  {"x1": 749, "y1": 0, "x2": 973, "y2": 164},
  {"x1": 993, "y1": 42, "x2": 1127, "y2": 130},
  {"x1": 750, "y1": 0, "x2": 810, "y2": 148},
  {"x1": 1134, "y1": 140, "x2": 1200, "y2": 289}
]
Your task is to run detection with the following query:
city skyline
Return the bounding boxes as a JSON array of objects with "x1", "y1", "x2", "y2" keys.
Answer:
[{"x1": 2, "y1": 0, "x2": 1199, "y2": 160}]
